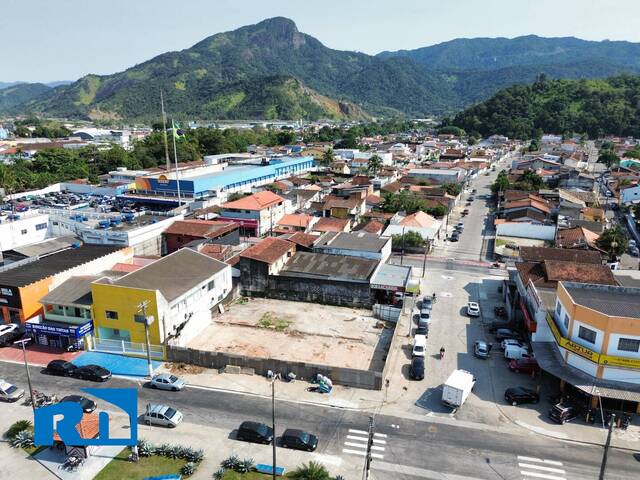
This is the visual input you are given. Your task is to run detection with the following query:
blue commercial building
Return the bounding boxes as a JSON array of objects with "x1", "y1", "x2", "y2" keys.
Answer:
[{"x1": 128, "y1": 156, "x2": 315, "y2": 205}]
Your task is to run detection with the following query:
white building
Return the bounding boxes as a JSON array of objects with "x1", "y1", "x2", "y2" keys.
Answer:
[{"x1": 0, "y1": 212, "x2": 50, "y2": 252}]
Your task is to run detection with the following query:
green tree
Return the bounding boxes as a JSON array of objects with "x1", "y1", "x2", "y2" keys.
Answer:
[
  {"x1": 0, "y1": 164, "x2": 17, "y2": 202},
  {"x1": 392, "y1": 230, "x2": 426, "y2": 248},
  {"x1": 491, "y1": 170, "x2": 510, "y2": 194},
  {"x1": 596, "y1": 226, "x2": 628, "y2": 260},
  {"x1": 367, "y1": 154, "x2": 383, "y2": 177},
  {"x1": 290, "y1": 461, "x2": 330, "y2": 480},
  {"x1": 321, "y1": 148, "x2": 335, "y2": 165},
  {"x1": 598, "y1": 150, "x2": 620, "y2": 168},
  {"x1": 442, "y1": 182, "x2": 462, "y2": 196},
  {"x1": 438, "y1": 126, "x2": 465, "y2": 136},
  {"x1": 426, "y1": 204, "x2": 447, "y2": 217},
  {"x1": 518, "y1": 170, "x2": 543, "y2": 190},
  {"x1": 623, "y1": 147, "x2": 640, "y2": 159}
]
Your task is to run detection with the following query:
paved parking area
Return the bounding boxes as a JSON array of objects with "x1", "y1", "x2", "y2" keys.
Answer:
[
  {"x1": 189, "y1": 298, "x2": 392, "y2": 370},
  {"x1": 73, "y1": 351, "x2": 161, "y2": 377},
  {"x1": 0, "y1": 344, "x2": 80, "y2": 367}
]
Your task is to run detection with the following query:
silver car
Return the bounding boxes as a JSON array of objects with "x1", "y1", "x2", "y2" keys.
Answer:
[
  {"x1": 150, "y1": 374, "x2": 186, "y2": 391},
  {"x1": 0, "y1": 380, "x2": 24, "y2": 402},
  {"x1": 143, "y1": 404, "x2": 183, "y2": 428},
  {"x1": 474, "y1": 340, "x2": 490, "y2": 359}
]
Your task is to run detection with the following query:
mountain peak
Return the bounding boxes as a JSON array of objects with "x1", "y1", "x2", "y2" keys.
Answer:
[{"x1": 253, "y1": 17, "x2": 299, "y2": 33}]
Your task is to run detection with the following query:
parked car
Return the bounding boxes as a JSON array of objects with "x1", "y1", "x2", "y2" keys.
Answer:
[
  {"x1": 281, "y1": 428, "x2": 318, "y2": 451},
  {"x1": 455, "y1": 222, "x2": 464, "y2": 231},
  {"x1": 509, "y1": 358, "x2": 540, "y2": 374},
  {"x1": 44, "y1": 360, "x2": 78, "y2": 377},
  {"x1": 450, "y1": 232, "x2": 459, "y2": 242},
  {"x1": 237, "y1": 421, "x2": 274, "y2": 444},
  {"x1": 487, "y1": 321, "x2": 515, "y2": 334},
  {"x1": 417, "y1": 310, "x2": 431, "y2": 327},
  {"x1": 143, "y1": 404, "x2": 183, "y2": 428},
  {"x1": 60, "y1": 395, "x2": 97, "y2": 413},
  {"x1": 0, "y1": 324, "x2": 19, "y2": 338},
  {"x1": 0, "y1": 380, "x2": 24, "y2": 402},
  {"x1": 462, "y1": 209, "x2": 470, "y2": 216},
  {"x1": 412, "y1": 335, "x2": 427, "y2": 357},
  {"x1": 421, "y1": 297, "x2": 433, "y2": 311},
  {"x1": 415, "y1": 325, "x2": 429, "y2": 337},
  {"x1": 409, "y1": 356, "x2": 425, "y2": 380},
  {"x1": 549, "y1": 403, "x2": 580, "y2": 424},
  {"x1": 500, "y1": 338, "x2": 527, "y2": 350},
  {"x1": 72, "y1": 364, "x2": 112, "y2": 382},
  {"x1": 0, "y1": 326, "x2": 26, "y2": 346},
  {"x1": 504, "y1": 344, "x2": 533, "y2": 361},
  {"x1": 495, "y1": 328, "x2": 521, "y2": 342},
  {"x1": 150, "y1": 374, "x2": 186, "y2": 391},
  {"x1": 467, "y1": 302, "x2": 480, "y2": 317},
  {"x1": 473, "y1": 340, "x2": 491, "y2": 359},
  {"x1": 504, "y1": 387, "x2": 539, "y2": 406}
]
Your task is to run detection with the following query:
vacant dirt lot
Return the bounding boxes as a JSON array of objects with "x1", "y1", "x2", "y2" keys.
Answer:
[{"x1": 187, "y1": 297, "x2": 393, "y2": 370}]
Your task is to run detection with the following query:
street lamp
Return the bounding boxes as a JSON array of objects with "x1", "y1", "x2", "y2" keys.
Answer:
[
  {"x1": 134, "y1": 302, "x2": 155, "y2": 378},
  {"x1": 14, "y1": 338, "x2": 36, "y2": 414},
  {"x1": 271, "y1": 377, "x2": 277, "y2": 480}
]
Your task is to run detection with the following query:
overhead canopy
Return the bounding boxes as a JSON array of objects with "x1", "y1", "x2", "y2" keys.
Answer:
[{"x1": 532, "y1": 342, "x2": 640, "y2": 402}]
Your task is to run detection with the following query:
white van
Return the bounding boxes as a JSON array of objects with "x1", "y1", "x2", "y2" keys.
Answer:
[
  {"x1": 504, "y1": 344, "x2": 533, "y2": 361},
  {"x1": 412, "y1": 335, "x2": 427, "y2": 357}
]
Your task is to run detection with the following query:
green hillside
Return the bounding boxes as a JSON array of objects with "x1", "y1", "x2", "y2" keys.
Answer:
[{"x1": 449, "y1": 74, "x2": 640, "y2": 139}]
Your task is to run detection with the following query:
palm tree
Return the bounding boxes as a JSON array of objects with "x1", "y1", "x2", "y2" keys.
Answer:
[
  {"x1": 0, "y1": 164, "x2": 17, "y2": 204},
  {"x1": 367, "y1": 154, "x2": 383, "y2": 177},
  {"x1": 321, "y1": 148, "x2": 335, "y2": 166},
  {"x1": 290, "y1": 461, "x2": 331, "y2": 480}
]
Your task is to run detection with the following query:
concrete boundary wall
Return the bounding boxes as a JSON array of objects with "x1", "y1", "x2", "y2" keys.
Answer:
[{"x1": 166, "y1": 345, "x2": 384, "y2": 390}]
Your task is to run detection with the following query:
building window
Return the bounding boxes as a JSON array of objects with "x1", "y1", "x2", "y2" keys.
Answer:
[
  {"x1": 35, "y1": 223, "x2": 47, "y2": 231},
  {"x1": 105, "y1": 310, "x2": 118, "y2": 320},
  {"x1": 555, "y1": 302, "x2": 561, "y2": 316},
  {"x1": 207, "y1": 280, "x2": 215, "y2": 291},
  {"x1": 20, "y1": 229, "x2": 27, "y2": 235},
  {"x1": 578, "y1": 326, "x2": 597, "y2": 344},
  {"x1": 618, "y1": 338, "x2": 640, "y2": 353},
  {"x1": 563, "y1": 314, "x2": 570, "y2": 329}
]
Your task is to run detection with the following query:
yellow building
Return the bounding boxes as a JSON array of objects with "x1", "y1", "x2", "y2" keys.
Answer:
[
  {"x1": 91, "y1": 249, "x2": 231, "y2": 356},
  {"x1": 536, "y1": 281, "x2": 640, "y2": 413}
]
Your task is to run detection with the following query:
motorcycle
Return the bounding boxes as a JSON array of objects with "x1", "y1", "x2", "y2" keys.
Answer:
[{"x1": 494, "y1": 306, "x2": 508, "y2": 318}]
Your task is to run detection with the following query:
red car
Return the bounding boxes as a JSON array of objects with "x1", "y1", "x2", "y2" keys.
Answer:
[
  {"x1": 509, "y1": 358, "x2": 539, "y2": 374},
  {"x1": 462, "y1": 209, "x2": 470, "y2": 216}
]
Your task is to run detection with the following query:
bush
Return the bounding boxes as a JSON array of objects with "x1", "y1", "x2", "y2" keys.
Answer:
[
  {"x1": 181, "y1": 462, "x2": 197, "y2": 476},
  {"x1": 213, "y1": 468, "x2": 225, "y2": 480},
  {"x1": 10, "y1": 430, "x2": 34, "y2": 449},
  {"x1": 136, "y1": 438, "x2": 154, "y2": 457},
  {"x1": 290, "y1": 461, "x2": 331, "y2": 480},
  {"x1": 184, "y1": 447, "x2": 204, "y2": 463},
  {"x1": 221, "y1": 454, "x2": 241, "y2": 470},
  {"x1": 5, "y1": 420, "x2": 32, "y2": 440}
]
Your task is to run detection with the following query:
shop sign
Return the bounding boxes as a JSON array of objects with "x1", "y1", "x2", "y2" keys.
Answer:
[{"x1": 26, "y1": 321, "x2": 93, "y2": 339}]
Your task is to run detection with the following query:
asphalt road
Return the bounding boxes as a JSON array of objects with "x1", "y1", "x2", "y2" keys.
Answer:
[{"x1": 0, "y1": 361, "x2": 637, "y2": 479}]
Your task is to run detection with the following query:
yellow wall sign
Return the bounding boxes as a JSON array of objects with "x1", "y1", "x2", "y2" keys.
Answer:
[{"x1": 545, "y1": 313, "x2": 640, "y2": 370}]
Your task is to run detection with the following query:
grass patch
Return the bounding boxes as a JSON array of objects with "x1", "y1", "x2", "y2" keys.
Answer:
[
  {"x1": 258, "y1": 312, "x2": 293, "y2": 332},
  {"x1": 94, "y1": 448, "x2": 186, "y2": 480}
]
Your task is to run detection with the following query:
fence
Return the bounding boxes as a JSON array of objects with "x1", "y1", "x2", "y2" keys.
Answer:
[
  {"x1": 166, "y1": 346, "x2": 384, "y2": 390},
  {"x1": 373, "y1": 303, "x2": 402, "y2": 322},
  {"x1": 90, "y1": 337, "x2": 165, "y2": 360}
]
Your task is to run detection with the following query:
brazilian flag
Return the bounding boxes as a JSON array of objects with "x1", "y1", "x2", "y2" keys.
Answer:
[{"x1": 172, "y1": 120, "x2": 184, "y2": 139}]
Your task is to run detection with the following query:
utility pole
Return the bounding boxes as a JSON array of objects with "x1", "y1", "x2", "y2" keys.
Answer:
[
  {"x1": 171, "y1": 119, "x2": 182, "y2": 207},
  {"x1": 271, "y1": 378, "x2": 277, "y2": 480},
  {"x1": 160, "y1": 90, "x2": 171, "y2": 172},
  {"x1": 598, "y1": 413, "x2": 615, "y2": 480},
  {"x1": 134, "y1": 301, "x2": 155, "y2": 378},
  {"x1": 421, "y1": 239, "x2": 430, "y2": 278},
  {"x1": 362, "y1": 416, "x2": 375, "y2": 480},
  {"x1": 400, "y1": 226, "x2": 406, "y2": 266},
  {"x1": 14, "y1": 338, "x2": 35, "y2": 414}
]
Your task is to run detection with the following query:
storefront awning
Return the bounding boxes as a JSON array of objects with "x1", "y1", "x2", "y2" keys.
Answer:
[{"x1": 532, "y1": 342, "x2": 640, "y2": 402}]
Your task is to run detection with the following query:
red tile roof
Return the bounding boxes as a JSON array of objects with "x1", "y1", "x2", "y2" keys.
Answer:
[
  {"x1": 520, "y1": 247, "x2": 602, "y2": 264},
  {"x1": 222, "y1": 191, "x2": 284, "y2": 211},
  {"x1": 163, "y1": 220, "x2": 237, "y2": 238},
  {"x1": 281, "y1": 232, "x2": 319, "y2": 248},
  {"x1": 360, "y1": 220, "x2": 384, "y2": 234},
  {"x1": 240, "y1": 237, "x2": 295, "y2": 264},
  {"x1": 313, "y1": 217, "x2": 350, "y2": 232},
  {"x1": 556, "y1": 226, "x2": 601, "y2": 250},
  {"x1": 199, "y1": 244, "x2": 233, "y2": 261},
  {"x1": 53, "y1": 413, "x2": 99, "y2": 442},
  {"x1": 277, "y1": 214, "x2": 314, "y2": 228}
]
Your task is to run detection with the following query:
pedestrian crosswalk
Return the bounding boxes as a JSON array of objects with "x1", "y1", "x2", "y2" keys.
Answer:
[
  {"x1": 518, "y1": 455, "x2": 566, "y2": 480},
  {"x1": 342, "y1": 428, "x2": 387, "y2": 460}
]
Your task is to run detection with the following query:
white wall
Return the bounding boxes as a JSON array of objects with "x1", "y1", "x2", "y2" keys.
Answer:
[
  {"x1": 607, "y1": 333, "x2": 640, "y2": 359},
  {"x1": 565, "y1": 350, "x2": 599, "y2": 376},
  {"x1": 570, "y1": 319, "x2": 604, "y2": 353},
  {"x1": 601, "y1": 367, "x2": 640, "y2": 384},
  {"x1": 0, "y1": 213, "x2": 50, "y2": 251},
  {"x1": 496, "y1": 222, "x2": 556, "y2": 240}
]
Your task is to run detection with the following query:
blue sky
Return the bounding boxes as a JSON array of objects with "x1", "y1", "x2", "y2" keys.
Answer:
[{"x1": 5, "y1": 0, "x2": 639, "y2": 82}]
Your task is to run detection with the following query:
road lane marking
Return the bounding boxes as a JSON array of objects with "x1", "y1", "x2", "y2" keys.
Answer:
[
  {"x1": 517, "y1": 456, "x2": 563, "y2": 466},
  {"x1": 520, "y1": 471, "x2": 566, "y2": 480},
  {"x1": 346, "y1": 435, "x2": 368, "y2": 442},
  {"x1": 344, "y1": 441, "x2": 367, "y2": 448},
  {"x1": 348, "y1": 429, "x2": 368, "y2": 435},
  {"x1": 518, "y1": 463, "x2": 565, "y2": 474},
  {"x1": 372, "y1": 438, "x2": 386, "y2": 444},
  {"x1": 373, "y1": 432, "x2": 387, "y2": 438},
  {"x1": 342, "y1": 449, "x2": 383, "y2": 459}
]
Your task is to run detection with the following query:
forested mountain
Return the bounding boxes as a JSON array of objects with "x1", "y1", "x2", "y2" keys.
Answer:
[
  {"x1": 3, "y1": 19, "x2": 640, "y2": 121},
  {"x1": 0, "y1": 83, "x2": 52, "y2": 112},
  {"x1": 449, "y1": 75, "x2": 640, "y2": 139}
]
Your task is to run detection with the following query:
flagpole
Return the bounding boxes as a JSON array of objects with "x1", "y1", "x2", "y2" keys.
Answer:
[
  {"x1": 171, "y1": 119, "x2": 182, "y2": 207},
  {"x1": 160, "y1": 90, "x2": 171, "y2": 172}
]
